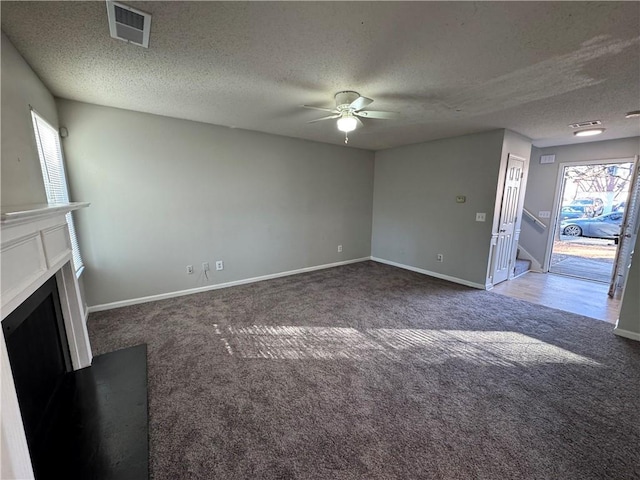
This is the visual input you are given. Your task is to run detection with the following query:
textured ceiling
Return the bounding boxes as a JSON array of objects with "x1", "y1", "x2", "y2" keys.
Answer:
[{"x1": 1, "y1": 1, "x2": 639, "y2": 150}]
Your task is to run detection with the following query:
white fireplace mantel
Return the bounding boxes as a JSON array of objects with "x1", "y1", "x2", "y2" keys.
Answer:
[{"x1": 1, "y1": 202, "x2": 91, "y2": 480}]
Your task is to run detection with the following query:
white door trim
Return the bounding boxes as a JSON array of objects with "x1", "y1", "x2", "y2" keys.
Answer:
[{"x1": 609, "y1": 156, "x2": 640, "y2": 298}]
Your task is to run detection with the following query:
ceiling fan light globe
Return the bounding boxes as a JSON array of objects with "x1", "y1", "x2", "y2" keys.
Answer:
[{"x1": 337, "y1": 116, "x2": 358, "y2": 132}]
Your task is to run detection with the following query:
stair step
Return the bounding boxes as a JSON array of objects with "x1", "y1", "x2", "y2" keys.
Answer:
[{"x1": 514, "y1": 258, "x2": 531, "y2": 277}]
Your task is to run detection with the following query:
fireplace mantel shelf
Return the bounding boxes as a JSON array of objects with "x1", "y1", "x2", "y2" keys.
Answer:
[{"x1": 1, "y1": 202, "x2": 90, "y2": 225}]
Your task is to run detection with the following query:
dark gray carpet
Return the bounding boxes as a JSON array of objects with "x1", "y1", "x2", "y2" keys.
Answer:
[{"x1": 88, "y1": 261, "x2": 640, "y2": 479}]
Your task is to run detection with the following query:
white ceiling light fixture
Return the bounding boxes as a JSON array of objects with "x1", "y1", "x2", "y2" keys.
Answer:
[
  {"x1": 302, "y1": 91, "x2": 398, "y2": 144},
  {"x1": 625, "y1": 110, "x2": 640, "y2": 119},
  {"x1": 574, "y1": 128, "x2": 605, "y2": 137}
]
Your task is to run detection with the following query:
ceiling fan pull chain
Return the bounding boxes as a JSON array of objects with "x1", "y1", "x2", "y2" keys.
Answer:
[{"x1": 344, "y1": 132, "x2": 349, "y2": 144}]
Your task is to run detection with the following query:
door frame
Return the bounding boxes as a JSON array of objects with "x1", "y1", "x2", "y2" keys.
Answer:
[
  {"x1": 543, "y1": 156, "x2": 636, "y2": 272},
  {"x1": 609, "y1": 156, "x2": 640, "y2": 298}
]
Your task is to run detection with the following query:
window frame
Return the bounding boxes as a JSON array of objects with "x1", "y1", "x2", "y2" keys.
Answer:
[{"x1": 30, "y1": 107, "x2": 85, "y2": 276}]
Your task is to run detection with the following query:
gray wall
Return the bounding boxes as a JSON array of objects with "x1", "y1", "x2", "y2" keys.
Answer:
[
  {"x1": 1, "y1": 32, "x2": 58, "y2": 206},
  {"x1": 520, "y1": 137, "x2": 640, "y2": 266},
  {"x1": 1, "y1": 33, "x2": 90, "y2": 314},
  {"x1": 371, "y1": 129, "x2": 513, "y2": 287},
  {"x1": 57, "y1": 100, "x2": 375, "y2": 307}
]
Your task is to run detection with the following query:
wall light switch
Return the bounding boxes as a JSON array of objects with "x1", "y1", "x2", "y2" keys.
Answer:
[{"x1": 476, "y1": 213, "x2": 486, "y2": 222}]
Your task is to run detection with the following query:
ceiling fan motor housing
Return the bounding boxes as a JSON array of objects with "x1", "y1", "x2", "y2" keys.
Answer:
[{"x1": 335, "y1": 91, "x2": 360, "y2": 111}]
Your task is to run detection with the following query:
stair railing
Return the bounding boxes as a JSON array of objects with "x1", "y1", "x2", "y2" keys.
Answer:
[{"x1": 523, "y1": 208, "x2": 547, "y2": 229}]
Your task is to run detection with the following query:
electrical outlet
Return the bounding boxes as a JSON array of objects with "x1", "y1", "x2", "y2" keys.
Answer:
[
  {"x1": 215, "y1": 260, "x2": 224, "y2": 271},
  {"x1": 476, "y1": 212, "x2": 486, "y2": 222},
  {"x1": 186, "y1": 265, "x2": 193, "y2": 274},
  {"x1": 338, "y1": 245, "x2": 343, "y2": 253},
  {"x1": 202, "y1": 262, "x2": 210, "y2": 272},
  {"x1": 437, "y1": 254, "x2": 444, "y2": 262}
]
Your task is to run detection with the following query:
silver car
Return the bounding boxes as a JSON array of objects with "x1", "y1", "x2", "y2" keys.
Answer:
[{"x1": 560, "y1": 212, "x2": 623, "y2": 239}]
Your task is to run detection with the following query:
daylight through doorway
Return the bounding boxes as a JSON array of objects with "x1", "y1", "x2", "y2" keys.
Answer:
[{"x1": 549, "y1": 161, "x2": 633, "y2": 283}]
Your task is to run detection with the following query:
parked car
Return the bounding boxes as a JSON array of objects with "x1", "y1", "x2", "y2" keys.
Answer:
[
  {"x1": 568, "y1": 198, "x2": 604, "y2": 217},
  {"x1": 559, "y1": 206, "x2": 587, "y2": 220},
  {"x1": 560, "y1": 212, "x2": 623, "y2": 239},
  {"x1": 570, "y1": 198, "x2": 597, "y2": 205}
]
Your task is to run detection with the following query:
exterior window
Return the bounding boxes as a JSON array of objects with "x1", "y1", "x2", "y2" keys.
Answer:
[{"x1": 31, "y1": 109, "x2": 84, "y2": 274}]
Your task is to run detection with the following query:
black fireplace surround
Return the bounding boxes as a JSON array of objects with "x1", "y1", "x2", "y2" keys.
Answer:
[{"x1": 3, "y1": 277, "x2": 149, "y2": 479}]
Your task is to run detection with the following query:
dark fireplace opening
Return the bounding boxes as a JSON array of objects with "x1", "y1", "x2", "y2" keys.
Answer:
[{"x1": 2, "y1": 276, "x2": 71, "y2": 470}]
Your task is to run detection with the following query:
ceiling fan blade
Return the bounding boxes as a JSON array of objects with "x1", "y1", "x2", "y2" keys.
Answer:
[
  {"x1": 354, "y1": 110, "x2": 399, "y2": 119},
  {"x1": 302, "y1": 105, "x2": 337, "y2": 113},
  {"x1": 307, "y1": 114, "x2": 341, "y2": 123},
  {"x1": 349, "y1": 96, "x2": 374, "y2": 111}
]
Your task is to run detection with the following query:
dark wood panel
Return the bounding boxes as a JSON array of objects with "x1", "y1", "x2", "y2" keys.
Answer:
[{"x1": 34, "y1": 344, "x2": 149, "y2": 480}]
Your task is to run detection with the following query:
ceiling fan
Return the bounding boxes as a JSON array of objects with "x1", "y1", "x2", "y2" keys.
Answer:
[{"x1": 302, "y1": 91, "x2": 398, "y2": 143}]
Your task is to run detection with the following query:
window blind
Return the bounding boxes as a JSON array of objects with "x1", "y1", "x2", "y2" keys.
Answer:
[{"x1": 31, "y1": 109, "x2": 84, "y2": 273}]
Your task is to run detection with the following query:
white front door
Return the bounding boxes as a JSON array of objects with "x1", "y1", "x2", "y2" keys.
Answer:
[
  {"x1": 609, "y1": 157, "x2": 640, "y2": 298},
  {"x1": 491, "y1": 155, "x2": 525, "y2": 285}
]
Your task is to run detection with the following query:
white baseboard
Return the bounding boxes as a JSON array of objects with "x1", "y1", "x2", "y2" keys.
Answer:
[
  {"x1": 87, "y1": 257, "x2": 371, "y2": 313},
  {"x1": 370, "y1": 257, "x2": 486, "y2": 290},
  {"x1": 613, "y1": 327, "x2": 640, "y2": 341},
  {"x1": 517, "y1": 245, "x2": 543, "y2": 272}
]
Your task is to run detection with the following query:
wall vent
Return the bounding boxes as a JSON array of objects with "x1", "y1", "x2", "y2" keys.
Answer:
[
  {"x1": 106, "y1": 1, "x2": 151, "y2": 48},
  {"x1": 568, "y1": 120, "x2": 602, "y2": 129}
]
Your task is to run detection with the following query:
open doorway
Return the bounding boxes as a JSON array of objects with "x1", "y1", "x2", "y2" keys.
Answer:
[{"x1": 549, "y1": 160, "x2": 634, "y2": 283}]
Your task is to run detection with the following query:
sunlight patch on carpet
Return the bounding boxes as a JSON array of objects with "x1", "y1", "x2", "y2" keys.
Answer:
[
  {"x1": 215, "y1": 325, "x2": 599, "y2": 366},
  {"x1": 369, "y1": 329, "x2": 600, "y2": 366},
  {"x1": 223, "y1": 325, "x2": 396, "y2": 360}
]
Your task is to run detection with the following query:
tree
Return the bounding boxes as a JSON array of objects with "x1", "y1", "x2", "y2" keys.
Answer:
[{"x1": 564, "y1": 163, "x2": 633, "y2": 214}]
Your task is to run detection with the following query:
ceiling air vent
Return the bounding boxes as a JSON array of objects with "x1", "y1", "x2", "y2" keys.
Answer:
[
  {"x1": 106, "y1": 1, "x2": 151, "y2": 48},
  {"x1": 568, "y1": 120, "x2": 602, "y2": 129}
]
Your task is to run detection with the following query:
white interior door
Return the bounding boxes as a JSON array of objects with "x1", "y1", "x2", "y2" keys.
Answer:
[
  {"x1": 609, "y1": 157, "x2": 640, "y2": 298},
  {"x1": 491, "y1": 155, "x2": 525, "y2": 285}
]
